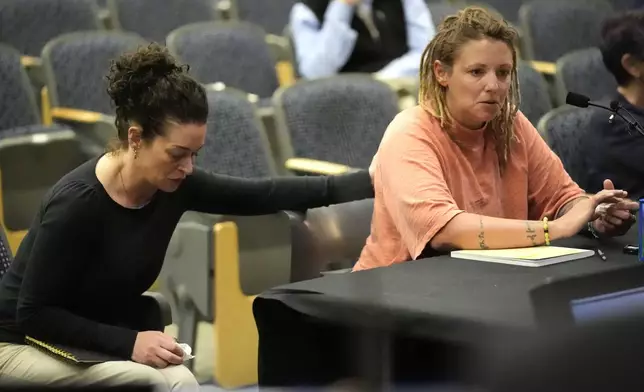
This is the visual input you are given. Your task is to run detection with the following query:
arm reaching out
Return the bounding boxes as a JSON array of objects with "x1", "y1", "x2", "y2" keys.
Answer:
[
  {"x1": 431, "y1": 214, "x2": 550, "y2": 251},
  {"x1": 431, "y1": 190, "x2": 628, "y2": 251},
  {"x1": 178, "y1": 169, "x2": 374, "y2": 215}
]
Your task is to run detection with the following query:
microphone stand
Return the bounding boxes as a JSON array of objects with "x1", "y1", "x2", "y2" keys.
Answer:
[
  {"x1": 585, "y1": 99, "x2": 643, "y2": 254},
  {"x1": 615, "y1": 103, "x2": 644, "y2": 137},
  {"x1": 587, "y1": 101, "x2": 644, "y2": 137}
]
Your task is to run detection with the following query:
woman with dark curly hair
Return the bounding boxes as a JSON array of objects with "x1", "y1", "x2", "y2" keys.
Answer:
[{"x1": 0, "y1": 44, "x2": 373, "y2": 389}]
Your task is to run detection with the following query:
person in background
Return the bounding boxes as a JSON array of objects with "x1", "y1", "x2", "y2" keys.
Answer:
[
  {"x1": 583, "y1": 10, "x2": 644, "y2": 199},
  {"x1": 289, "y1": 0, "x2": 435, "y2": 79},
  {"x1": 354, "y1": 7, "x2": 637, "y2": 272},
  {"x1": 0, "y1": 44, "x2": 373, "y2": 388}
]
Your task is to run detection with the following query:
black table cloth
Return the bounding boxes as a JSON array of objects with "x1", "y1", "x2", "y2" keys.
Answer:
[{"x1": 254, "y1": 230, "x2": 640, "y2": 387}]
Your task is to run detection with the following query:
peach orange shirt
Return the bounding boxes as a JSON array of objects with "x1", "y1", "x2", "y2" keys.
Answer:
[{"x1": 354, "y1": 106, "x2": 583, "y2": 271}]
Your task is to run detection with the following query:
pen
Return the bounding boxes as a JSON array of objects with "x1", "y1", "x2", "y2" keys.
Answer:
[{"x1": 596, "y1": 248, "x2": 607, "y2": 262}]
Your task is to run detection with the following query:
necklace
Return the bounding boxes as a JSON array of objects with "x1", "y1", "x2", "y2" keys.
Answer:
[
  {"x1": 119, "y1": 168, "x2": 131, "y2": 202},
  {"x1": 118, "y1": 162, "x2": 150, "y2": 209}
]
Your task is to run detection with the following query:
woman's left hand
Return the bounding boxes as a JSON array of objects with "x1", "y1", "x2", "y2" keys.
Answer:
[{"x1": 591, "y1": 180, "x2": 639, "y2": 237}]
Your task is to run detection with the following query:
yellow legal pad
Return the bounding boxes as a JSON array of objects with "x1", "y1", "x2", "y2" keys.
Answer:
[
  {"x1": 25, "y1": 336, "x2": 120, "y2": 364},
  {"x1": 450, "y1": 246, "x2": 595, "y2": 267}
]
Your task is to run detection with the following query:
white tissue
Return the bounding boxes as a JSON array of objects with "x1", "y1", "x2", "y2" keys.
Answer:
[{"x1": 178, "y1": 343, "x2": 195, "y2": 361}]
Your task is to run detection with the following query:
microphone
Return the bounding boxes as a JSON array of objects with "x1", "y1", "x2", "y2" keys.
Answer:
[
  {"x1": 566, "y1": 92, "x2": 644, "y2": 137},
  {"x1": 565, "y1": 92, "x2": 591, "y2": 108}
]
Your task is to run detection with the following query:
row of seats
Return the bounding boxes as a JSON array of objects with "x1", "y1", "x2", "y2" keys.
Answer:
[
  {"x1": 0, "y1": 0, "x2": 297, "y2": 98},
  {"x1": 449, "y1": 0, "x2": 640, "y2": 25},
  {"x1": 0, "y1": 38, "x2": 606, "y2": 250},
  {"x1": 0, "y1": 33, "x2": 399, "y2": 248},
  {"x1": 0, "y1": 0, "x2": 624, "y2": 245},
  {"x1": 0, "y1": 0, "x2": 628, "y2": 134},
  {"x1": 429, "y1": 0, "x2": 624, "y2": 64},
  {"x1": 0, "y1": 0, "x2": 285, "y2": 56},
  {"x1": 0, "y1": 0, "x2": 631, "y2": 100}
]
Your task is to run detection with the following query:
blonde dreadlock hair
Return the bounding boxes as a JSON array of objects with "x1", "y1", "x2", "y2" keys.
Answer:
[{"x1": 418, "y1": 6, "x2": 520, "y2": 172}]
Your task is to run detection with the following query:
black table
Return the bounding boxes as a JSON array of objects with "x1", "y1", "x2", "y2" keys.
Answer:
[{"x1": 253, "y1": 232, "x2": 640, "y2": 388}]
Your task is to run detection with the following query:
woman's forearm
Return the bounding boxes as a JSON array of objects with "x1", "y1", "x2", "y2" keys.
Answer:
[
  {"x1": 430, "y1": 213, "x2": 565, "y2": 251},
  {"x1": 556, "y1": 195, "x2": 589, "y2": 218}
]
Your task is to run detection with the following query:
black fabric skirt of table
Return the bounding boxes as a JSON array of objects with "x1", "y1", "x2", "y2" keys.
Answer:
[{"x1": 254, "y1": 231, "x2": 640, "y2": 388}]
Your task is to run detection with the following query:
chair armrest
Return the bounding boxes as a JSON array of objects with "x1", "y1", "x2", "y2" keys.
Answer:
[
  {"x1": 51, "y1": 107, "x2": 116, "y2": 149},
  {"x1": 285, "y1": 157, "x2": 354, "y2": 175},
  {"x1": 266, "y1": 34, "x2": 290, "y2": 60},
  {"x1": 51, "y1": 107, "x2": 108, "y2": 123},
  {"x1": 20, "y1": 56, "x2": 42, "y2": 68},
  {"x1": 212, "y1": 221, "x2": 260, "y2": 388},
  {"x1": 276, "y1": 61, "x2": 296, "y2": 87},
  {"x1": 143, "y1": 291, "x2": 173, "y2": 326},
  {"x1": 266, "y1": 35, "x2": 296, "y2": 86},
  {"x1": 375, "y1": 76, "x2": 417, "y2": 96},
  {"x1": 98, "y1": 8, "x2": 112, "y2": 28},
  {"x1": 216, "y1": 0, "x2": 232, "y2": 19},
  {"x1": 529, "y1": 60, "x2": 556, "y2": 75},
  {"x1": 21, "y1": 56, "x2": 46, "y2": 88}
]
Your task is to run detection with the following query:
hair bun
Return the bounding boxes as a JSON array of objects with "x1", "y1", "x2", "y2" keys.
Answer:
[
  {"x1": 107, "y1": 43, "x2": 187, "y2": 110},
  {"x1": 129, "y1": 45, "x2": 182, "y2": 79}
]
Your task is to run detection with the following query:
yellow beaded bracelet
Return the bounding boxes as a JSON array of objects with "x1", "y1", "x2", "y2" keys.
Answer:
[{"x1": 543, "y1": 217, "x2": 551, "y2": 246}]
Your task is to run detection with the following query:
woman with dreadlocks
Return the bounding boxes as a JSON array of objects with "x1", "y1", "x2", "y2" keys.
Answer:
[{"x1": 354, "y1": 6, "x2": 637, "y2": 271}]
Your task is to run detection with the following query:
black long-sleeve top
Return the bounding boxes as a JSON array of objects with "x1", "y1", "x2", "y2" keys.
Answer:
[
  {"x1": 582, "y1": 92, "x2": 644, "y2": 198},
  {"x1": 0, "y1": 156, "x2": 373, "y2": 358}
]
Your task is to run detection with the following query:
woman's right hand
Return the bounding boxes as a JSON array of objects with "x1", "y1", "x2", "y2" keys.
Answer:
[
  {"x1": 131, "y1": 331, "x2": 184, "y2": 368},
  {"x1": 552, "y1": 189, "x2": 628, "y2": 239}
]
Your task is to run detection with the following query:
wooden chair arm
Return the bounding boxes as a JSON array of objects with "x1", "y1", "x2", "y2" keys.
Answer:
[
  {"x1": 529, "y1": 60, "x2": 556, "y2": 75},
  {"x1": 51, "y1": 107, "x2": 109, "y2": 123},
  {"x1": 285, "y1": 157, "x2": 353, "y2": 175},
  {"x1": 20, "y1": 56, "x2": 42, "y2": 68}
]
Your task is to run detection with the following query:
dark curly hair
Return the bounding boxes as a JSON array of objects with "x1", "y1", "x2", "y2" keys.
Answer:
[
  {"x1": 600, "y1": 10, "x2": 644, "y2": 87},
  {"x1": 106, "y1": 43, "x2": 208, "y2": 151}
]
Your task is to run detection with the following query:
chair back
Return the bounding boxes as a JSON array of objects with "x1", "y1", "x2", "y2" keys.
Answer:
[
  {"x1": 167, "y1": 21, "x2": 279, "y2": 98},
  {"x1": 0, "y1": 129, "x2": 91, "y2": 233},
  {"x1": 231, "y1": 0, "x2": 297, "y2": 36},
  {"x1": 42, "y1": 31, "x2": 147, "y2": 114},
  {"x1": 108, "y1": 0, "x2": 219, "y2": 44},
  {"x1": 201, "y1": 87, "x2": 277, "y2": 177},
  {"x1": 555, "y1": 47, "x2": 617, "y2": 105},
  {"x1": 0, "y1": 44, "x2": 40, "y2": 131},
  {"x1": 519, "y1": 0, "x2": 612, "y2": 62},
  {"x1": 518, "y1": 60, "x2": 553, "y2": 126},
  {"x1": 0, "y1": 223, "x2": 12, "y2": 281},
  {"x1": 273, "y1": 75, "x2": 399, "y2": 169},
  {"x1": 0, "y1": 0, "x2": 102, "y2": 57},
  {"x1": 426, "y1": 2, "x2": 462, "y2": 27},
  {"x1": 537, "y1": 105, "x2": 595, "y2": 188},
  {"x1": 283, "y1": 25, "x2": 301, "y2": 79},
  {"x1": 468, "y1": 0, "x2": 523, "y2": 23},
  {"x1": 289, "y1": 199, "x2": 374, "y2": 282}
]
